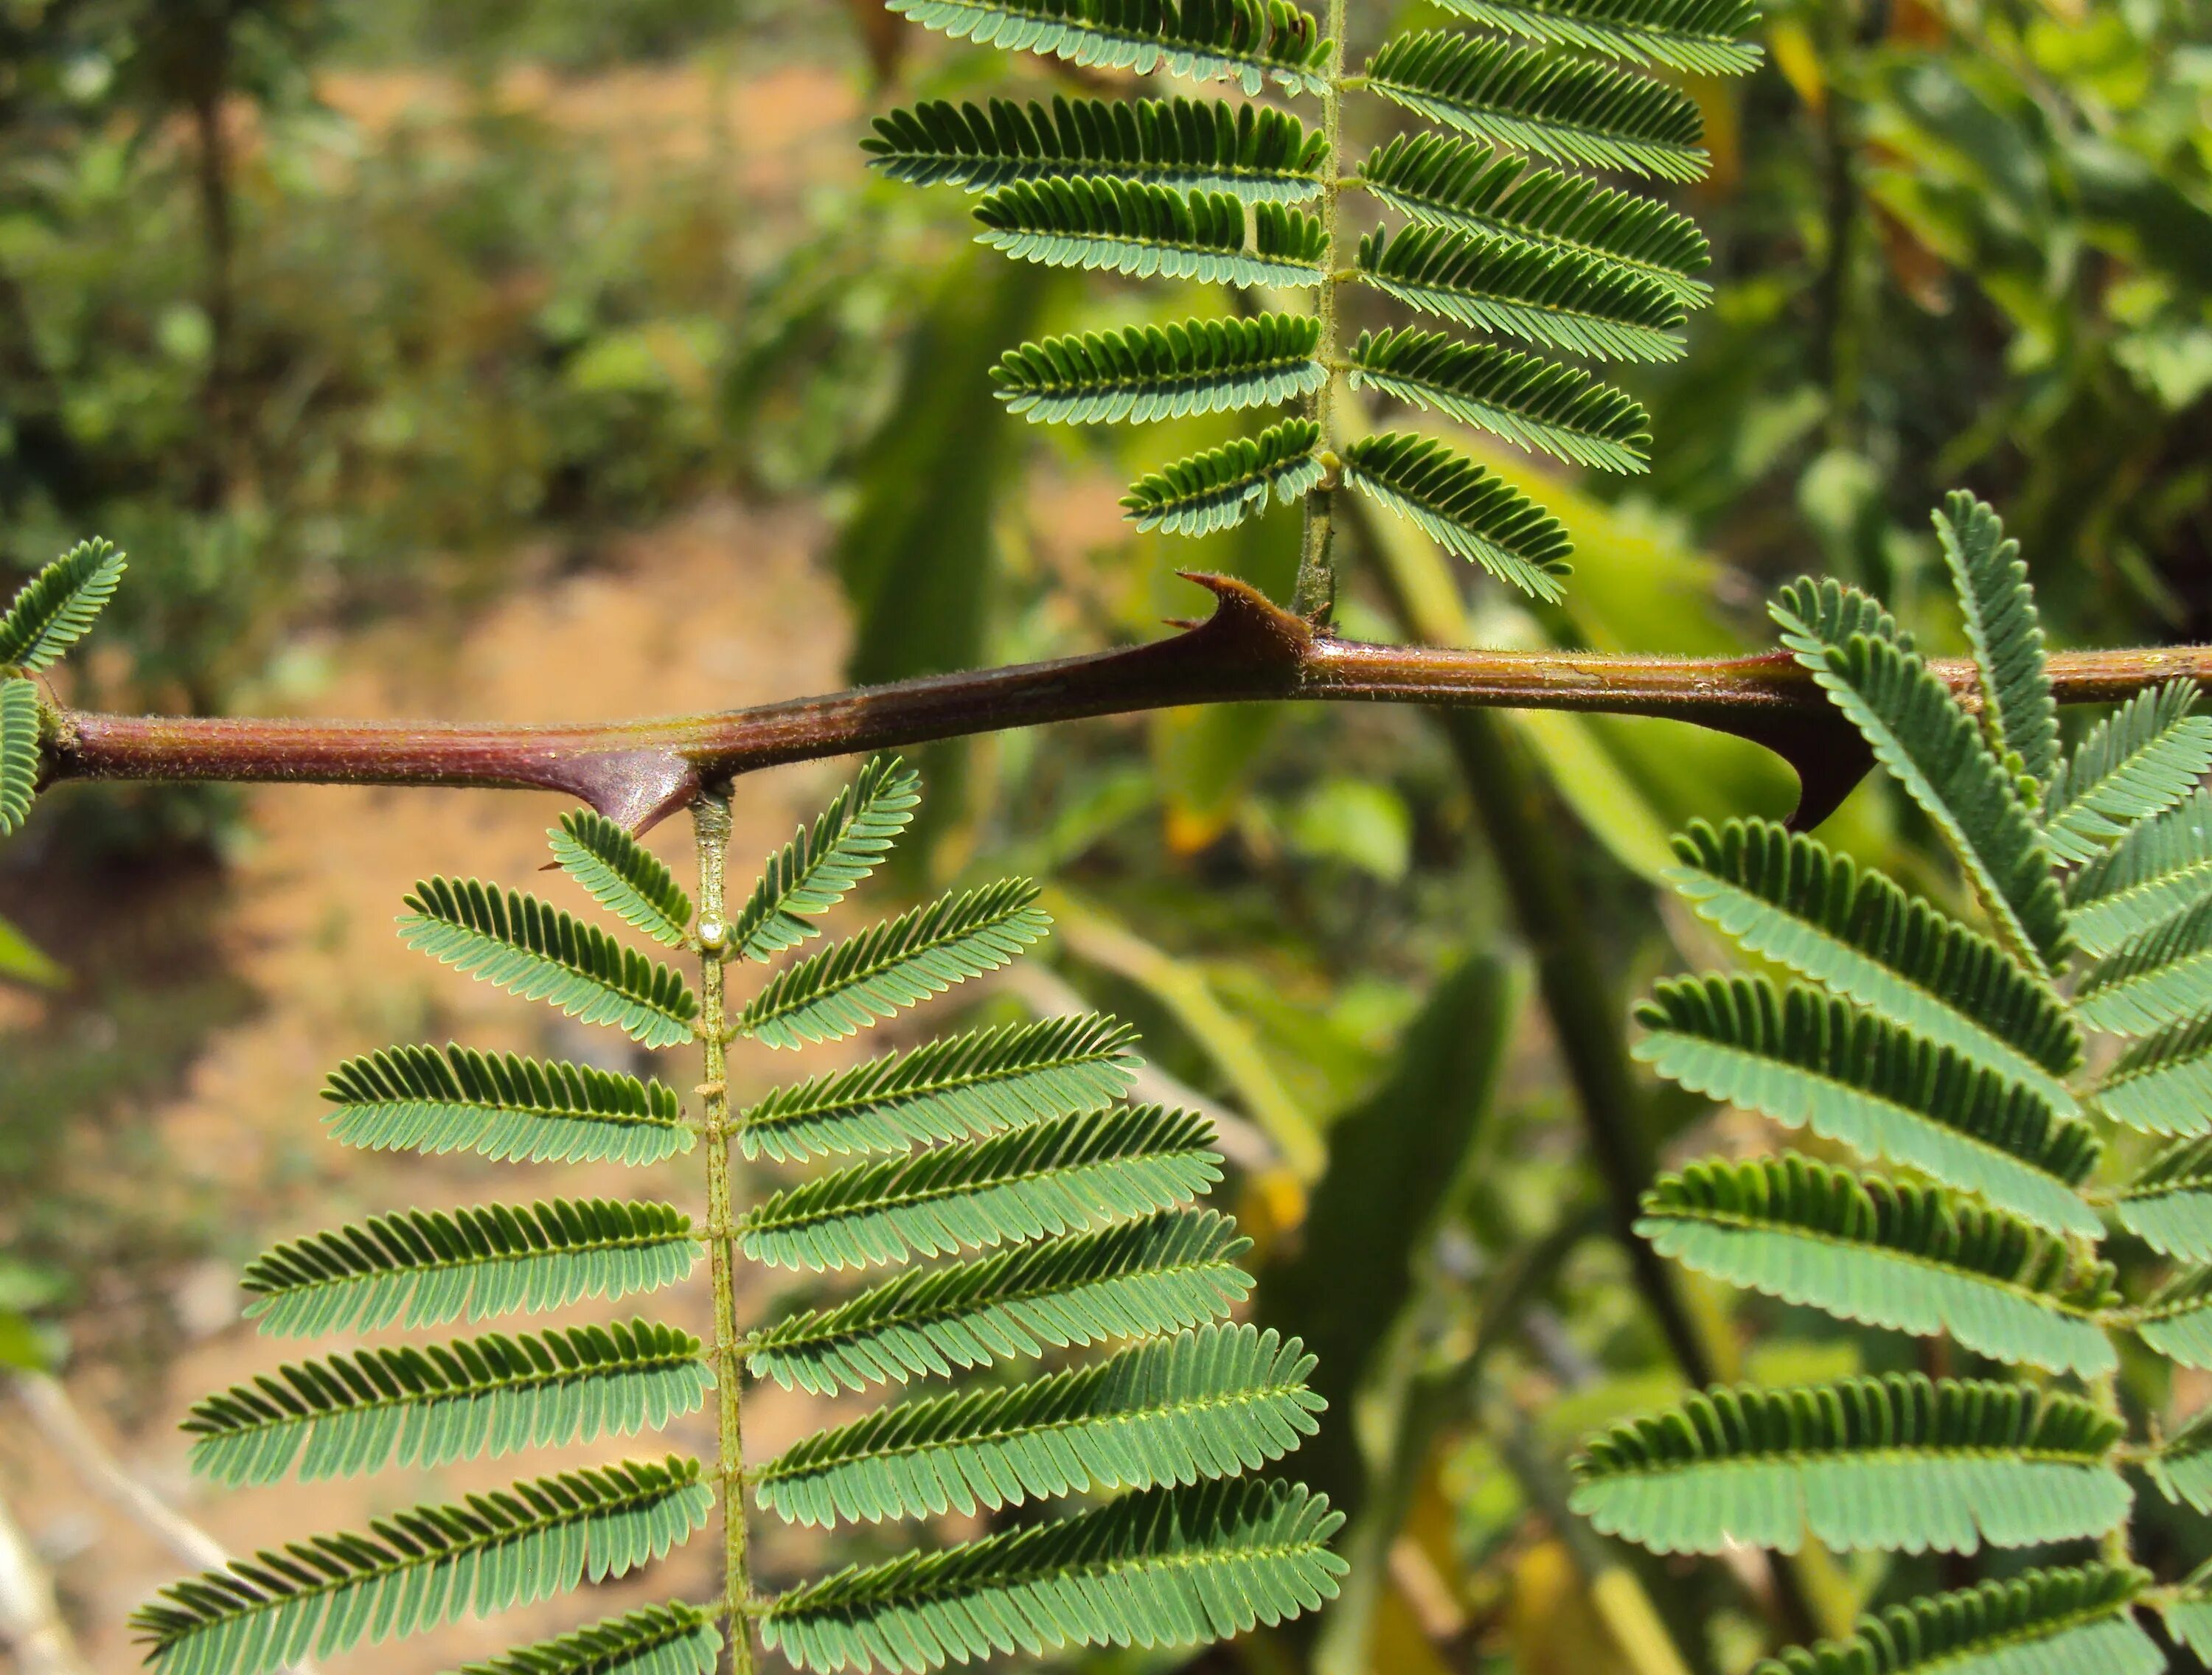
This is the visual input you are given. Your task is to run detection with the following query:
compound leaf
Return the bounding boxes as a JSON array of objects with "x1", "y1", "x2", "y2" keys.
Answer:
[
  {"x1": 734, "y1": 756, "x2": 922, "y2": 962},
  {"x1": 1121, "y1": 419, "x2": 1325, "y2": 537},
  {"x1": 2042, "y1": 680, "x2": 2212, "y2": 865},
  {"x1": 2073, "y1": 891, "x2": 2212, "y2": 1035},
  {"x1": 550, "y1": 812, "x2": 692, "y2": 947},
  {"x1": 2067, "y1": 787, "x2": 2212, "y2": 957},
  {"x1": 1935, "y1": 492, "x2": 2059, "y2": 795},
  {"x1": 883, "y1": 0, "x2": 1332, "y2": 97},
  {"x1": 1340, "y1": 431, "x2": 1574, "y2": 602},
  {"x1": 2116, "y1": 1133, "x2": 2212, "y2": 1258},
  {"x1": 0, "y1": 679, "x2": 35, "y2": 840},
  {"x1": 995, "y1": 314, "x2": 1324, "y2": 425},
  {"x1": 2131, "y1": 1264, "x2": 2212, "y2": 1368},
  {"x1": 0, "y1": 537, "x2": 125, "y2": 672},
  {"x1": 975, "y1": 181, "x2": 1326, "y2": 288},
  {"x1": 452, "y1": 1602, "x2": 720, "y2": 1675},
  {"x1": 1752, "y1": 1564, "x2": 2157, "y2": 1675},
  {"x1": 2097, "y1": 1013, "x2": 2212, "y2": 1135},
  {"x1": 1347, "y1": 326, "x2": 1651, "y2": 474},
  {"x1": 1430, "y1": 0, "x2": 1762, "y2": 74}
]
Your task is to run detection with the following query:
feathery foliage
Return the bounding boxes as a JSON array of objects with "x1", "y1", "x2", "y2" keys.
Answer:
[
  {"x1": 994, "y1": 315, "x2": 1325, "y2": 425},
  {"x1": 0, "y1": 537, "x2": 126, "y2": 672},
  {"x1": 1751, "y1": 1565, "x2": 2158, "y2": 1675},
  {"x1": 732, "y1": 755, "x2": 921, "y2": 961},
  {"x1": 1121, "y1": 419, "x2": 1326, "y2": 536},
  {"x1": 2151, "y1": 1404, "x2": 2212, "y2": 1512},
  {"x1": 2075, "y1": 891, "x2": 2212, "y2": 1034},
  {"x1": 451, "y1": 1603, "x2": 720, "y2": 1675},
  {"x1": 550, "y1": 812, "x2": 693, "y2": 947},
  {"x1": 1935, "y1": 492, "x2": 2059, "y2": 793},
  {"x1": 322, "y1": 1043, "x2": 690, "y2": 1166},
  {"x1": 0, "y1": 679, "x2": 35, "y2": 840},
  {"x1": 2041, "y1": 680, "x2": 2212, "y2": 864},
  {"x1": 1569, "y1": 1374, "x2": 2126, "y2": 1554},
  {"x1": 974, "y1": 181, "x2": 1327, "y2": 287},
  {"x1": 2066, "y1": 787, "x2": 2212, "y2": 957},
  {"x1": 2130, "y1": 1264, "x2": 2212, "y2": 1368},
  {"x1": 1431, "y1": 0, "x2": 1762, "y2": 73},
  {"x1": 1347, "y1": 327, "x2": 1651, "y2": 473},
  {"x1": 2117, "y1": 1134, "x2": 2212, "y2": 1257},
  {"x1": 1340, "y1": 431, "x2": 1574, "y2": 602},
  {"x1": 883, "y1": 0, "x2": 1333, "y2": 96},
  {"x1": 2097, "y1": 1012, "x2": 2212, "y2": 1134},
  {"x1": 399, "y1": 877, "x2": 699, "y2": 1047}
]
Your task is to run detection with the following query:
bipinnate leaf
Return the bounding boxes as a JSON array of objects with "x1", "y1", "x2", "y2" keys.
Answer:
[
  {"x1": 740, "y1": 1013, "x2": 1141, "y2": 1162},
  {"x1": 2132, "y1": 1264, "x2": 2212, "y2": 1368},
  {"x1": 1570, "y1": 1374, "x2": 2127, "y2": 1556},
  {"x1": 2094, "y1": 1011, "x2": 2212, "y2": 1135},
  {"x1": 1935, "y1": 492, "x2": 2059, "y2": 794},
  {"x1": 748, "y1": 1208, "x2": 1253, "y2": 1396},
  {"x1": 994, "y1": 314, "x2": 1325, "y2": 426},
  {"x1": 322, "y1": 1043, "x2": 691, "y2": 1166},
  {"x1": 1121, "y1": 419, "x2": 1326, "y2": 537},
  {"x1": 883, "y1": 0, "x2": 1332, "y2": 97},
  {"x1": 184, "y1": 1320, "x2": 709, "y2": 1488},
  {"x1": 1638, "y1": 1155, "x2": 2118, "y2": 1377},
  {"x1": 2073, "y1": 891, "x2": 2212, "y2": 1034},
  {"x1": 1752, "y1": 1564, "x2": 2157, "y2": 1675},
  {"x1": 0, "y1": 679, "x2": 36, "y2": 840},
  {"x1": 975, "y1": 181, "x2": 1326, "y2": 288},
  {"x1": 240, "y1": 1199, "x2": 701, "y2": 1337},
  {"x1": 130, "y1": 1456, "x2": 712, "y2": 1675},
  {"x1": 399, "y1": 878, "x2": 699, "y2": 1048},
  {"x1": 759, "y1": 1477, "x2": 1345, "y2": 1674},
  {"x1": 1340, "y1": 431, "x2": 1573, "y2": 603},
  {"x1": 452, "y1": 1601, "x2": 720, "y2": 1675},
  {"x1": 2067, "y1": 787, "x2": 2212, "y2": 957},
  {"x1": 2041, "y1": 680, "x2": 2212, "y2": 865},
  {"x1": 740, "y1": 879, "x2": 1051, "y2": 1048},
  {"x1": 2117, "y1": 1133, "x2": 2212, "y2": 1258},
  {"x1": 2152, "y1": 1403, "x2": 2212, "y2": 1514},
  {"x1": 1430, "y1": 0, "x2": 1763, "y2": 74},
  {"x1": 550, "y1": 811, "x2": 692, "y2": 947},
  {"x1": 0, "y1": 537, "x2": 125, "y2": 672},
  {"x1": 734, "y1": 756, "x2": 922, "y2": 961},
  {"x1": 1770, "y1": 579, "x2": 2072, "y2": 973},
  {"x1": 756, "y1": 1324, "x2": 1322, "y2": 1528}
]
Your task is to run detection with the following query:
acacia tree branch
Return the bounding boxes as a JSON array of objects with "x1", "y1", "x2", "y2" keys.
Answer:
[{"x1": 46, "y1": 574, "x2": 2212, "y2": 831}]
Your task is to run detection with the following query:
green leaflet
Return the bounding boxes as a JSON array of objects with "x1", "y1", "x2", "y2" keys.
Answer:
[
  {"x1": 398, "y1": 878, "x2": 699, "y2": 1048},
  {"x1": 2131, "y1": 1265, "x2": 2212, "y2": 1368},
  {"x1": 748, "y1": 1208, "x2": 1253, "y2": 1396},
  {"x1": 0, "y1": 537, "x2": 126, "y2": 672},
  {"x1": 740, "y1": 1013, "x2": 1140, "y2": 1162},
  {"x1": 2042, "y1": 680, "x2": 2212, "y2": 864},
  {"x1": 1121, "y1": 419, "x2": 1326, "y2": 537},
  {"x1": 883, "y1": 0, "x2": 1332, "y2": 97},
  {"x1": 759, "y1": 1477, "x2": 1345, "y2": 1674},
  {"x1": 1570, "y1": 1374, "x2": 2127, "y2": 1555},
  {"x1": 129, "y1": 1457, "x2": 712, "y2": 1675},
  {"x1": 322, "y1": 1043, "x2": 691, "y2": 1166},
  {"x1": 1634, "y1": 973, "x2": 2100, "y2": 1236},
  {"x1": 1355, "y1": 223, "x2": 1688, "y2": 365},
  {"x1": 2117, "y1": 1133, "x2": 2212, "y2": 1257},
  {"x1": 740, "y1": 1104, "x2": 1221, "y2": 1272},
  {"x1": 2152, "y1": 1403, "x2": 2212, "y2": 1513},
  {"x1": 1347, "y1": 327, "x2": 1651, "y2": 475},
  {"x1": 2097, "y1": 1012, "x2": 2212, "y2": 1135},
  {"x1": 1363, "y1": 30, "x2": 1709, "y2": 183},
  {"x1": 733, "y1": 756, "x2": 921, "y2": 961},
  {"x1": 866, "y1": 95, "x2": 1325, "y2": 201},
  {"x1": 1638, "y1": 1155, "x2": 2118, "y2": 1378},
  {"x1": 974, "y1": 180, "x2": 1326, "y2": 288},
  {"x1": 1770, "y1": 579, "x2": 2073, "y2": 974},
  {"x1": 739, "y1": 878, "x2": 1051, "y2": 1048},
  {"x1": 1752, "y1": 1564, "x2": 2157, "y2": 1675},
  {"x1": 239, "y1": 1198, "x2": 702, "y2": 1337},
  {"x1": 755, "y1": 1324, "x2": 1322, "y2": 1528},
  {"x1": 2066, "y1": 787, "x2": 2212, "y2": 956},
  {"x1": 1340, "y1": 431, "x2": 1574, "y2": 603},
  {"x1": 549, "y1": 811, "x2": 692, "y2": 947},
  {"x1": 993, "y1": 314, "x2": 1325, "y2": 425},
  {"x1": 0, "y1": 678, "x2": 36, "y2": 840},
  {"x1": 2073, "y1": 891, "x2": 2212, "y2": 1034},
  {"x1": 1430, "y1": 0, "x2": 1762, "y2": 74},
  {"x1": 452, "y1": 1602, "x2": 720, "y2": 1675},
  {"x1": 1935, "y1": 492, "x2": 2059, "y2": 794},
  {"x1": 1666, "y1": 818, "x2": 2082, "y2": 1107},
  {"x1": 183, "y1": 1320, "x2": 709, "y2": 1487}
]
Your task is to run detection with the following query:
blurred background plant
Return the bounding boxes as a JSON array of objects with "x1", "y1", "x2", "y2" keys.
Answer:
[{"x1": 1, "y1": 1, "x2": 2211, "y2": 1671}]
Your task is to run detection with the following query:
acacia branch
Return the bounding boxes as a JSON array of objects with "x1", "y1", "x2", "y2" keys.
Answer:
[{"x1": 45, "y1": 575, "x2": 2212, "y2": 831}]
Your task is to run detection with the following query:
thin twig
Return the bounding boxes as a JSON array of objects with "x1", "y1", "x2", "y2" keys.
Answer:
[{"x1": 0, "y1": 1485, "x2": 90, "y2": 1675}]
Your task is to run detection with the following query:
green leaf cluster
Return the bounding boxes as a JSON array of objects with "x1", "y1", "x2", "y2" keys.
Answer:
[{"x1": 0, "y1": 539, "x2": 127, "y2": 840}]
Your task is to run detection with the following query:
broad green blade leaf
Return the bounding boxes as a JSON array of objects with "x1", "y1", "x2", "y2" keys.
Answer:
[
  {"x1": 1667, "y1": 818, "x2": 2081, "y2": 1109},
  {"x1": 1432, "y1": 0, "x2": 1761, "y2": 74},
  {"x1": 2042, "y1": 680, "x2": 2212, "y2": 863},
  {"x1": 995, "y1": 314, "x2": 1324, "y2": 425},
  {"x1": 1935, "y1": 492, "x2": 2059, "y2": 794},
  {"x1": 399, "y1": 878, "x2": 699, "y2": 1048},
  {"x1": 1363, "y1": 30, "x2": 1708, "y2": 183},
  {"x1": 1770, "y1": 579, "x2": 2073, "y2": 974},
  {"x1": 184, "y1": 1320, "x2": 709, "y2": 1487},
  {"x1": 1571, "y1": 1374, "x2": 2127, "y2": 1555},
  {"x1": 757, "y1": 1323, "x2": 1322, "y2": 1528},
  {"x1": 742, "y1": 1013, "x2": 1140, "y2": 1162},
  {"x1": 1358, "y1": 132, "x2": 1709, "y2": 304},
  {"x1": 2152, "y1": 1402, "x2": 2212, "y2": 1512},
  {"x1": 1341, "y1": 431, "x2": 1574, "y2": 602},
  {"x1": 1122, "y1": 419, "x2": 1325, "y2": 537},
  {"x1": 129, "y1": 1457, "x2": 710, "y2": 1675},
  {"x1": 2066, "y1": 787, "x2": 2212, "y2": 956},
  {"x1": 742, "y1": 1104, "x2": 1220, "y2": 1272},
  {"x1": 884, "y1": 0, "x2": 1332, "y2": 97},
  {"x1": 0, "y1": 679, "x2": 35, "y2": 840},
  {"x1": 866, "y1": 95, "x2": 1325, "y2": 201},
  {"x1": 1751, "y1": 1564, "x2": 2157, "y2": 1675},
  {"x1": 453, "y1": 1602, "x2": 720, "y2": 1675},
  {"x1": 0, "y1": 537, "x2": 125, "y2": 672},
  {"x1": 2074, "y1": 892, "x2": 2212, "y2": 1034},
  {"x1": 240, "y1": 1199, "x2": 701, "y2": 1337},
  {"x1": 748, "y1": 1208, "x2": 1252, "y2": 1396},
  {"x1": 550, "y1": 812, "x2": 692, "y2": 947},
  {"x1": 2117, "y1": 1134, "x2": 2212, "y2": 1257},
  {"x1": 740, "y1": 879, "x2": 1051, "y2": 1048},
  {"x1": 1639, "y1": 1155, "x2": 2118, "y2": 1377},
  {"x1": 1355, "y1": 223, "x2": 1688, "y2": 363},
  {"x1": 759, "y1": 1478, "x2": 1345, "y2": 1674},
  {"x1": 323, "y1": 1043, "x2": 690, "y2": 1166},
  {"x1": 2132, "y1": 1265, "x2": 2212, "y2": 1368},
  {"x1": 1635, "y1": 973, "x2": 2099, "y2": 1236},
  {"x1": 734, "y1": 756, "x2": 922, "y2": 962},
  {"x1": 1348, "y1": 325, "x2": 1651, "y2": 473},
  {"x1": 975, "y1": 181, "x2": 1326, "y2": 287},
  {"x1": 2097, "y1": 1012, "x2": 2212, "y2": 1134}
]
